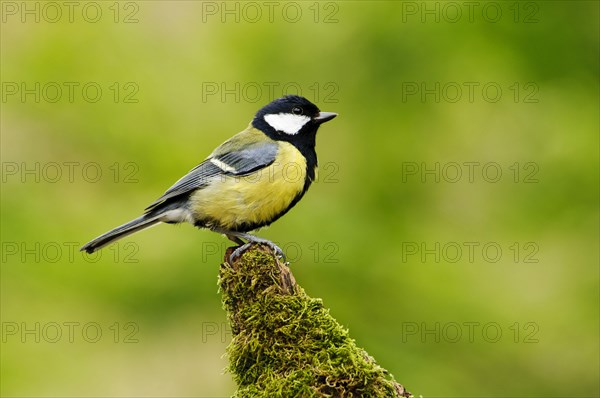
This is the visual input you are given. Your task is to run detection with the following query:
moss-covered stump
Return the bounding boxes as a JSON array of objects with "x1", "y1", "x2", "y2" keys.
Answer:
[{"x1": 219, "y1": 243, "x2": 412, "y2": 398}]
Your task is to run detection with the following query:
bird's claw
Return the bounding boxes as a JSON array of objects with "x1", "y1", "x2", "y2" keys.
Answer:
[
  {"x1": 229, "y1": 242, "x2": 252, "y2": 263},
  {"x1": 228, "y1": 240, "x2": 287, "y2": 263},
  {"x1": 265, "y1": 241, "x2": 286, "y2": 262}
]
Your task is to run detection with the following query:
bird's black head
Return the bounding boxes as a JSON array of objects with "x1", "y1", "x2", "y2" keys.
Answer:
[{"x1": 252, "y1": 95, "x2": 337, "y2": 145}]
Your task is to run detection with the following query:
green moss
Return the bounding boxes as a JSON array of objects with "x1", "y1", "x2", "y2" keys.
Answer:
[{"x1": 219, "y1": 244, "x2": 412, "y2": 398}]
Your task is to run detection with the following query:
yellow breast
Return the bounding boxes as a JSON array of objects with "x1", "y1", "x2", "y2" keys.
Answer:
[{"x1": 189, "y1": 142, "x2": 308, "y2": 231}]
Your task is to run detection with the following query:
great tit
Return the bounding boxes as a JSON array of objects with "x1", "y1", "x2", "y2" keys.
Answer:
[{"x1": 80, "y1": 95, "x2": 337, "y2": 259}]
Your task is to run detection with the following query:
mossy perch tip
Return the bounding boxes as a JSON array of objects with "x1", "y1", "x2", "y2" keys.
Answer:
[{"x1": 219, "y1": 243, "x2": 412, "y2": 398}]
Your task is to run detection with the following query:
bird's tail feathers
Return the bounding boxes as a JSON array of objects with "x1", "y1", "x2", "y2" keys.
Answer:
[{"x1": 80, "y1": 214, "x2": 161, "y2": 254}]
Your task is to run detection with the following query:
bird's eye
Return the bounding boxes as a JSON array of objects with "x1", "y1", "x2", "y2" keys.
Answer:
[{"x1": 292, "y1": 106, "x2": 303, "y2": 115}]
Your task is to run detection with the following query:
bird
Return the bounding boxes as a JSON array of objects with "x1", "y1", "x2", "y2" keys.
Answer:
[{"x1": 80, "y1": 95, "x2": 337, "y2": 260}]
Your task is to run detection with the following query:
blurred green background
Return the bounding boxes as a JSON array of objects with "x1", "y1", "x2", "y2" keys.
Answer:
[{"x1": 1, "y1": 1, "x2": 598, "y2": 397}]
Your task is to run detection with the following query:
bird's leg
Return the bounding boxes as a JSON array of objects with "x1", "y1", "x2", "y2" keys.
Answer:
[
  {"x1": 212, "y1": 228, "x2": 286, "y2": 262},
  {"x1": 225, "y1": 234, "x2": 245, "y2": 246}
]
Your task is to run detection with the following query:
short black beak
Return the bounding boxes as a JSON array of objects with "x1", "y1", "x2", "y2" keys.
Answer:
[{"x1": 315, "y1": 112, "x2": 338, "y2": 124}]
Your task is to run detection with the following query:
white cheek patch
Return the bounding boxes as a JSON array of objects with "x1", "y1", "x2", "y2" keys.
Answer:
[{"x1": 264, "y1": 113, "x2": 311, "y2": 135}]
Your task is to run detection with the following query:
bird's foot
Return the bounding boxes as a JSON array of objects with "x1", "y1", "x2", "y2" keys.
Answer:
[
  {"x1": 229, "y1": 242, "x2": 253, "y2": 262},
  {"x1": 229, "y1": 236, "x2": 286, "y2": 263},
  {"x1": 212, "y1": 228, "x2": 286, "y2": 263}
]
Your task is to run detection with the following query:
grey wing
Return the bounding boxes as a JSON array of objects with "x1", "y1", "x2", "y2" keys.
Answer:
[
  {"x1": 144, "y1": 141, "x2": 278, "y2": 212},
  {"x1": 214, "y1": 142, "x2": 279, "y2": 176}
]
